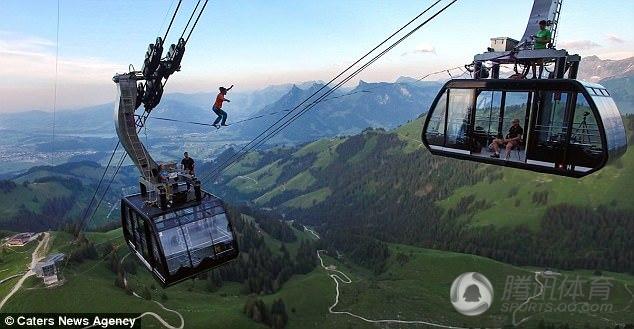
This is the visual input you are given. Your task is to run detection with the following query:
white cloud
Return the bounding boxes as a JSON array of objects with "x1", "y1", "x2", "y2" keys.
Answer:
[
  {"x1": 0, "y1": 33, "x2": 128, "y2": 112},
  {"x1": 0, "y1": 37, "x2": 124, "y2": 81},
  {"x1": 558, "y1": 40, "x2": 601, "y2": 50},
  {"x1": 401, "y1": 43, "x2": 436, "y2": 56},
  {"x1": 606, "y1": 34, "x2": 625, "y2": 44}
]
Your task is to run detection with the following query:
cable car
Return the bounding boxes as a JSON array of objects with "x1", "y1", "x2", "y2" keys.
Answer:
[
  {"x1": 113, "y1": 30, "x2": 239, "y2": 287},
  {"x1": 121, "y1": 189, "x2": 238, "y2": 287},
  {"x1": 422, "y1": 79, "x2": 627, "y2": 177},
  {"x1": 421, "y1": 0, "x2": 627, "y2": 178}
]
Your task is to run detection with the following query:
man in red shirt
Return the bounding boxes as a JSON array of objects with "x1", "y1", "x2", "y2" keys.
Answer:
[{"x1": 212, "y1": 85, "x2": 233, "y2": 128}]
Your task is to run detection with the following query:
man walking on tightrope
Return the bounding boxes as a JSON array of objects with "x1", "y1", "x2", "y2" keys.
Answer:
[{"x1": 212, "y1": 84, "x2": 233, "y2": 128}]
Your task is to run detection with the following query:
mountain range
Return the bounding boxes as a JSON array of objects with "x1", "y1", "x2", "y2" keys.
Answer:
[
  {"x1": 235, "y1": 81, "x2": 442, "y2": 143},
  {"x1": 578, "y1": 55, "x2": 634, "y2": 82},
  {"x1": 1, "y1": 55, "x2": 631, "y2": 139},
  {"x1": 0, "y1": 82, "x2": 303, "y2": 135}
]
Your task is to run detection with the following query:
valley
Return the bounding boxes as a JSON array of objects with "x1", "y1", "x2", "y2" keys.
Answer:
[
  {"x1": 1, "y1": 226, "x2": 633, "y2": 329},
  {"x1": 1, "y1": 56, "x2": 633, "y2": 328}
]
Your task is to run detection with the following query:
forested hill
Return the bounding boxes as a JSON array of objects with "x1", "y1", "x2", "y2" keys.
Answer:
[
  {"x1": 211, "y1": 115, "x2": 634, "y2": 274},
  {"x1": 0, "y1": 161, "x2": 138, "y2": 232}
]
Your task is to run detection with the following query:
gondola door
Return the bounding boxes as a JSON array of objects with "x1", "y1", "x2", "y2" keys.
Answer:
[
  {"x1": 472, "y1": 90, "x2": 504, "y2": 154},
  {"x1": 526, "y1": 90, "x2": 574, "y2": 170},
  {"x1": 444, "y1": 89, "x2": 474, "y2": 152}
]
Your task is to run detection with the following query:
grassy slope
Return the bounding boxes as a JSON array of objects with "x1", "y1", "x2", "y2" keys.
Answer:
[
  {"x1": 394, "y1": 117, "x2": 426, "y2": 153},
  {"x1": 348, "y1": 134, "x2": 378, "y2": 164},
  {"x1": 395, "y1": 117, "x2": 634, "y2": 229},
  {"x1": 228, "y1": 137, "x2": 344, "y2": 204},
  {"x1": 242, "y1": 215, "x2": 313, "y2": 257},
  {"x1": 313, "y1": 243, "x2": 634, "y2": 328},
  {"x1": 281, "y1": 188, "x2": 332, "y2": 209},
  {"x1": 0, "y1": 181, "x2": 73, "y2": 219},
  {"x1": 225, "y1": 115, "x2": 633, "y2": 230},
  {"x1": 3, "y1": 230, "x2": 633, "y2": 328},
  {"x1": 223, "y1": 152, "x2": 263, "y2": 177},
  {"x1": 0, "y1": 242, "x2": 37, "y2": 299},
  {"x1": 438, "y1": 146, "x2": 634, "y2": 229},
  {"x1": 254, "y1": 171, "x2": 316, "y2": 205},
  {"x1": 1, "y1": 162, "x2": 138, "y2": 229},
  {"x1": 228, "y1": 159, "x2": 284, "y2": 193}
]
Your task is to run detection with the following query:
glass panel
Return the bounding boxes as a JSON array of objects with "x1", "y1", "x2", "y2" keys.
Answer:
[
  {"x1": 133, "y1": 215, "x2": 150, "y2": 261},
  {"x1": 150, "y1": 233, "x2": 165, "y2": 272},
  {"x1": 154, "y1": 198, "x2": 237, "y2": 275},
  {"x1": 131, "y1": 212, "x2": 141, "y2": 246},
  {"x1": 445, "y1": 89, "x2": 473, "y2": 149},
  {"x1": 123, "y1": 205, "x2": 134, "y2": 241},
  {"x1": 490, "y1": 92, "x2": 529, "y2": 162},
  {"x1": 158, "y1": 227, "x2": 192, "y2": 275},
  {"x1": 210, "y1": 214, "x2": 232, "y2": 243},
  {"x1": 568, "y1": 93, "x2": 603, "y2": 169},
  {"x1": 178, "y1": 207, "x2": 197, "y2": 224},
  {"x1": 182, "y1": 217, "x2": 215, "y2": 268},
  {"x1": 155, "y1": 212, "x2": 180, "y2": 231},
  {"x1": 528, "y1": 91, "x2": 569, "y2": 164},
  {"x1": 210, "y1": 213, "x2": 234, "y2": 256},
  {"x1": 473, "y1": 91, "x2": 502, "y2": 155},
  {"x1": 593, "y1": 96, "x2": 626, "y2": 153},
  {"x1": 212, "y1": 206, "x2": 225, "y2": 215},
  {"x1": 425, "y1": 90, "x2": 447, "y2": 146}
]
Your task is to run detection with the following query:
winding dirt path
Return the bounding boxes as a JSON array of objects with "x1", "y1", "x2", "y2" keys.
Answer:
[
  {"x1": 316, "y1": 248, "x2": 472, "y2": 328},
  {"x1": 303, "y1": 225, "x2": 320, "y2": 239},
  {"x1": 0, "y1": 232, "x2": 50, "y2": 310},
  {"x1": 236, "y1": 175, "x2": 258, "y2": 185},
  {"x1": 87, "y1": 252, "x2": 185, "y2": 329},
  {"x1": 511, "y1": 271, "x2": 545, "y2": 326},
  {"x1": 0, "y1": 274, "x2": 24, "y2": 285}
]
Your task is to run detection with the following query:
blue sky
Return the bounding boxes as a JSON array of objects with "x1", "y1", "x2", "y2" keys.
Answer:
[{"x1": 1, "y1": 0, "x2": 632, "y2": 112}]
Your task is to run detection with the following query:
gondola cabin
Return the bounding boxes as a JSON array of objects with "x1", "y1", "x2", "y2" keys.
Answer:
[
  {"x1": 113, "y1": 16, "x2": 241, "y2": 287},
  {"x1": 121, "y1": 189, "x2": 239, "y2": 287},
  {"x1": 422, "y1": 79, "x2": 627, "y2": 177}
]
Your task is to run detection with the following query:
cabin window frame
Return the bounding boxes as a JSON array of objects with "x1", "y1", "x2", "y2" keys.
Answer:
[{"x1": 422, "y1": 79, "x2": 613, "y2": 177}]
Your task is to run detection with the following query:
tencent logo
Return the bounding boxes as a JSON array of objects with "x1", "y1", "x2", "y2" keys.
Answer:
[{"x1": 450, "y1": 272, "x2": 494, "y2": 316}]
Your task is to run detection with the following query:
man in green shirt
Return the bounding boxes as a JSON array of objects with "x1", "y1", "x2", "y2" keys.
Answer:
[
  {"x1": 531, "y1": 20, "x2": 552, "y2": 78},
  {"x1": 533, "y1": 20, "x2": 552, "y2": 49}
]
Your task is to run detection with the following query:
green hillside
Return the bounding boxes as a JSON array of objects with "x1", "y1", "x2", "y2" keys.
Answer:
[
  {"x1": 213, "y1": 116, "x2": 634, "y2": 276},
  {"x1": 2, "y1": 230, "x2": 632, "y2": 328},
  {"x1": 0, "y1": 180, "x2": 74, "y2": 218},
  {"x1": 0, "y1": 241, "x2": 38, "y2": 299},
  {"x1": 438, "y1": 146, "x2": 634, "y2": 229},
  {"x1": 220, "y1": 116, "x2": 634, "y2": 220},
  {"x1": 0, "y1": 161, "x2": 139, "y2": 231}
]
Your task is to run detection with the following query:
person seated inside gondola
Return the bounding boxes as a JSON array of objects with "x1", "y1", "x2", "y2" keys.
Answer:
[{"x1": 490, "y1": 119, "x2": 523, "y2": 159}]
